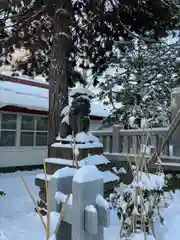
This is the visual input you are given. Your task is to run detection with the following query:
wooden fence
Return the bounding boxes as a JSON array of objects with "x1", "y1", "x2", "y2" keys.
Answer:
[{"x1": 92, "y1": 126, "x2": 170, "y2": 155}]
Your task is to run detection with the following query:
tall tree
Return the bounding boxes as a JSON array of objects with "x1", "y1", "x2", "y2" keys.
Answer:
[
  {"x1": 48, "y1": 0, "x2": 72, "y2": 155},
  {"x1": 99, "y1": 40, "x2": 180, "y2": 128},
  {"x1": 0, "y1": 0, "x2": 179, "y2": 149}
]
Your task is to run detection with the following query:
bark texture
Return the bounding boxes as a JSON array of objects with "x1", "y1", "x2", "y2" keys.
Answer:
[{"x1": 48, "y1": 1, "x2": 72, "y2": 156}]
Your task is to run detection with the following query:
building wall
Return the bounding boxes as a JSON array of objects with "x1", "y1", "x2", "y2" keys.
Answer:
[
  {"x1": 0, "y1": 111, "x2": 48, "y2": 168},
  {"x1": 89, "y1": 120, "x2": 102, "y2": 131},
  {"x1": 0, "y1": 147, "x2": 48, "y2": 168},
  {"x1": 0, "y1": 111, "x2": 103, "y2": 168}
]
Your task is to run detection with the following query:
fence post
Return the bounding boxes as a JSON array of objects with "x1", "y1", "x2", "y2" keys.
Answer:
[
  {"x1": 112, "y1": 125, "x2": 123, "y2": 153},
  {"x1": 171, "y1": 87, "x2": 180, "y2": 156}
]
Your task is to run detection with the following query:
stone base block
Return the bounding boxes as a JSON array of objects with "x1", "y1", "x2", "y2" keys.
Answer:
[{"x1": 51, "y1": 146, "x2": 103, "y2": 159}]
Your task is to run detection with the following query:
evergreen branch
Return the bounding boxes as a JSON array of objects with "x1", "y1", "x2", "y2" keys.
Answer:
[
  {"x1": 0, "y1": 0, "x2": 37, "y2": 22},
  {"x1": 119, "y1": 19, "x2": 157, "y2": 44},
  {"x1": 0, "y1": 5, "x2": 48, "y2": 44},
  {"x1": 109, "y1": 0, "x2": 179, "y2": 45}
]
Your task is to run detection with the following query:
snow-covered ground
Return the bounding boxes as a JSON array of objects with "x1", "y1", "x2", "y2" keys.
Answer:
[
  {"x1": 0, "y1": 170, "x2": 180, "y2": 240},
  {"x1": 0, "y1": 170, "x2": 120, "y2": 240}
]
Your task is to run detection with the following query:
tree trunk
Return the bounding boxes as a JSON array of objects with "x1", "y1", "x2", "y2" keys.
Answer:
[{"x1": 48, "y1": 1, "x2": 72, "y2": 156}]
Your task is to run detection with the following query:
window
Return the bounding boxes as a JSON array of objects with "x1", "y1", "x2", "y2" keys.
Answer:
[
  {"x1": 20, "y1": 132, "x2": 34, "y2": 146},
  {"x1": 0, "y1": 113, "x2": 48, "y2": 147},
  {"x1": 20, "y1": 115, "x2": 35, "y2": 146},
  {"x1": 35, "y1": 116, "x2": 48, "y2": 146},
  {"x1": 21, "y1": 115, "x2": 34, "y2": 130},
  {"x1": 0, "y1": 113, "x2": 17, "y2": 146},
  {"x1": 36, "y1": 116, "x2": 48, "y2": 131},
  {"x1": 36, "y1": 132, "x2": 47, "y2": 146},
  {"x1": 20, "y1": 115, "x2": 48, "y2": 147}
]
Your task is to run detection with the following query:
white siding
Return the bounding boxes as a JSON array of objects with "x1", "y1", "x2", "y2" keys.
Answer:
[
  {"x1": 0, "y1": 111, "x2": 48, "y2": 168},
  {"x1": 0, "y1": 147, "x2": 47, "y2": 168},
  {"x1": 89, "y1": 120, "x2": 102, "y2": 131}
]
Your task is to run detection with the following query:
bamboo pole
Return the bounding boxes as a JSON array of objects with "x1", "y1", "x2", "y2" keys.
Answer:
[
  {"x1": 43, "y1": 160, "x2": 51, "y2": 240},
  {"x1": 20, "y1": 176, "x2": 47, "y2": 232}
]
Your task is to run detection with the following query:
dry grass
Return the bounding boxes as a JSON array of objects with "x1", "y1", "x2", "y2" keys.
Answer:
[{"x1": 119, "y1": 129, "x2": 166, "y2": 239}]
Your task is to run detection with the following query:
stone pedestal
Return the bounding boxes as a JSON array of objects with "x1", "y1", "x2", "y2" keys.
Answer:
[
  {"x1": 47, "y1": 144, "x2": 103, "y2": 174},
  {"x1": 51, "y1": 145, "x2": 103, "y2": 160},
  {"x1": 35, "y1": 139, "x2": 118, "y2": 216}
]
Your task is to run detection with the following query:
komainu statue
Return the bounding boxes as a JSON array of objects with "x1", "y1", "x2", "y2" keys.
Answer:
[{"x1": 59, "y1": 88, "x2": 95, "y2": 139}]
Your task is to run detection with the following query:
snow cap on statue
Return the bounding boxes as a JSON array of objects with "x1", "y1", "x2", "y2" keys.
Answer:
[{"x1": 69, "y1": 88, "x2": 95, "y2": 100}]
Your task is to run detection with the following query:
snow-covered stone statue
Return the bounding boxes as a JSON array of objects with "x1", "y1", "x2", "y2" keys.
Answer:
[
  {"x1": 35, "y1": 89, "x2": 119, "y2": 216},
  {"x1": 59, "y1": 88, "x2": 95, "y2": 140}
]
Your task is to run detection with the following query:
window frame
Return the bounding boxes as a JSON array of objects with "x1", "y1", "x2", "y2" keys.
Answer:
[
  {"x1": 20, "y1": 114, "x2": 36, "y2": 147},
  {"x1": 35, "y1": 116, "x2": 48, "y2": 147},
  {"x1": 0, "y1": 111, "x2": 48, "y2": 149},
  {"x1": 0, "y1": 112, "x2": 18, "y2": 148},
  {"x1": 20, "y1": 113, "x2": 48, "y2": 148}
]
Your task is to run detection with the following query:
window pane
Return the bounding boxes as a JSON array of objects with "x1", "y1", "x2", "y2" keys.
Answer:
[
  {"x1": 1, "y1": 113, "x2": 17, "y2": 130},
  {"x1": 0, "y1": 131, "x2": 16, "y2": 146},
  {"x1": 36, "y1": 117, "x2": 48, "y2": 131},
  {"x1": 36, "y1": 132, "x2": 47, "y2": 146},
  {"x1": 21, "y1": 115, "x2": 35, "y2": 130},
  {"x1": 20, "y1": 132, "x2": 34, "y2": 146}
]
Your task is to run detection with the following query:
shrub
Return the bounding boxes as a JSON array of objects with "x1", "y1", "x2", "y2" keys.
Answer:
[{"x1": 0, "y1": 190, "x2": 5, "y2": 197}]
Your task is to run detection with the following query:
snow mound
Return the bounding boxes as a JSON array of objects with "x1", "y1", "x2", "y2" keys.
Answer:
[
  {"x1": 129, "y1": 233, "x2": 155, "y2": 240},
  {"x1": 131, "y1": 172, "x2": 165, "y2": 190},
  {"x1": 69, "y1": 88, "x2": 95, "y2": 99},
  {"x1": 45, "y1": 155, "x2": 109, "y2": 167},
  {"x1": 45, "y1": 158, "x2": 74, "y2": 166},
  {"x1": 48, "y1": 234, "x2": 56, "y2": 240},
  {"x1": 52, "y1": 167, "x2": 77, "y2": 179},
  {"x1": 36, "y1": 173, "x2": 51, "y2": 181},
  {"x1": 75, "y1": 132, "x2": 100, "y2": 143},
  {"x1": 56, "y1": 135, "x2": 73, "y2": 142},
  {"x1": 55, "y1": 192, "x2": 73, "y2": 205},
  {"x1": 101, "y1": 171, "x2": 119, "y2": 183},
  {"x1": 85, "y1": 205, "x2": 97, "y2": 213},
  {"x1": 73, "y1": 165, "x2": 103, "y2": 183},
  {"x1": 96, "y1": 194, "x2": 109, "y2": 211},
  {"x1": 86, "y1": 132, "x2": 100, "y2": 142},
  {"x1": 79, "y1": 154, "x2": 109, "y2": 167},
  {"x1": 43, "y1": 211, "x2": 60, "y2": 234},
  {"x1": 56, "y1": 132, "x2": 100, "y2": 143},
  {"x1": 36, "y1": 169, "x2": 118, "y2": 184},
  {"x1": 75, "y1": 132, "x2": 91, "y2": 143}
]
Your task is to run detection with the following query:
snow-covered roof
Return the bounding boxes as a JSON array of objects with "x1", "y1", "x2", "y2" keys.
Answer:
[
  {"x1": 0, "y1": 65, "x2": 48, "y2": 84},
  {"x1": 0, "y1": 79, "x2": 109, "y2": 117}
]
